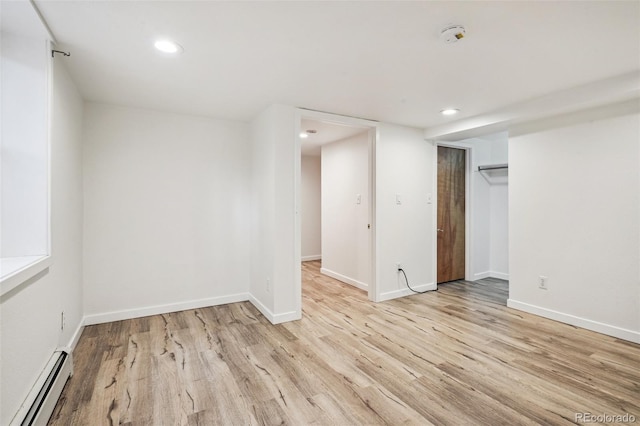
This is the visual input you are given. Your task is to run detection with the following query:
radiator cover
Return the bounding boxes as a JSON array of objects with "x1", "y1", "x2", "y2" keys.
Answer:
[{"x1": 10, "y1": 350, "x2": 73, "y2": 426}]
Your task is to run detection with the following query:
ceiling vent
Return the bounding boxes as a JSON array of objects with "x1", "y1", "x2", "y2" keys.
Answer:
[{"x1": 440, "y1": 25, "x2": 466, "y2": 44}]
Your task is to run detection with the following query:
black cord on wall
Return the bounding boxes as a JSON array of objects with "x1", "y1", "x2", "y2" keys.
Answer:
[{"x1": 399, "y1": 268, "x2": 435, "y2": 294}]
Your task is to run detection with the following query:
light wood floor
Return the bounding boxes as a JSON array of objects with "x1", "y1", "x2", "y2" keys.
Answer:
[{"x1": 50, "y1": 261, "x2": 640, "y2": 425}]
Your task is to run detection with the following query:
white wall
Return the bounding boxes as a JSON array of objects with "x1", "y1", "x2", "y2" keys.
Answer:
[
  {"x1": 1, "y1": 58, "x2": 84, "y2": 425},
  {"x1": 484, "y1": 135, "x2": 509, "y2": 279},
  {"x1": 472, "y1": 140, "x2": 492, "y2": 279},
  {"x1": 0, "y1": 33, "x2": 48, "y2": 258},
  {"x1": 376, "y1": 124, "x2": 436, "y2": 301},
  {"x1": 82, "y1": 103, "x2": 251, "y2": 323},
  {"x1": 249, "y1": 104, "x2": 300, "y2": 323},
  {"x1": 249, "y1": 107, "x2": 276, "y2": 316},
  {"x1": 489, "y1": 137, "x2": 509, "y2": 278},
  {"x1": 321, "y1": 132, "x2": 369, "y2": 289},
  {"x1": 489, "y1": 181, "x2": 509, "y2": 278},
  {"x1": 301, "y1": 155, "x2": 321, "y2": 260},
  {"x1": 509, "y1": 107, "x2": 640, "y2": 343}
]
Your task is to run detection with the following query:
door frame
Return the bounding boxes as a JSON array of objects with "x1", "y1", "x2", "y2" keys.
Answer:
[
  {"x1": 295, "y1": 108, "x2": 379, "y2": 302},
  {"x1": 434, "y1": 142, "x2": 474, "y2": 284}
]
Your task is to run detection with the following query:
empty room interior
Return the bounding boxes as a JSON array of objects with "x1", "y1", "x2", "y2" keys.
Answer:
[{"x1": 1, "y1": 1, "x2": 639, "y2": 425}]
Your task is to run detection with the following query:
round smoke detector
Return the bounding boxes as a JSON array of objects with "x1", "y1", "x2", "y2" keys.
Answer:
[{"x1": 440, "y1": 25, "x2": 466, "y2": 44}]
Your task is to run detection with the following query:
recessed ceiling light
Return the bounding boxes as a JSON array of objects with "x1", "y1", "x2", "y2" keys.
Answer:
[
  {"x1": 441, "y1": 108, "x2": 460, "y2": 116},
  {"x1": 299, "y1": 132, "x2": 309, "y2": 139},
  {"x1": 154, "y1": 40, "x2": 183, "y2": 54}
]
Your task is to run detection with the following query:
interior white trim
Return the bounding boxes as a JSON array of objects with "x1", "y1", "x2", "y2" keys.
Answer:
[
  {"x1": 297, "y1": 108, "x2": 379, "y2": 304},
  {"x1": 0, "y1": 255, "x2": 52, "y2": 297},
  {"x1": 301, "y1": 255, "x2": 321, "y2": 262},
  {"x1": 66, "y1": 319, "x2": 85, "y2": 352},
  {"x1": 321, "y1": 267, "x2": 368, "y2": 291},
  {"x1": 294, "y1": 109, "x2": 303, "y2": 327},
  {"x1": 368, "y1": 127, "x2": 378, "y2": 302},
  {"x1": 473, "y1": 271, "x2": 509, "y2": 281},
  {"x1": 297, "y1": 108, "x2": 378, "y2": 128},
  {"x1": 490, "y1": 271, "x2": 509, "y2": 281},
  {"x1": 83, "y1": 293, "x2": 249, "y2": 325},
  {"x1": 271, "y1": 310, "x2": 302, "y2": 324},
  {"x1": 507, "y1": 299, "x2": 640, "y2": 344},
  {"x1": 429, "y1": 141, "x2": 438, "y2": 289},
  {"x1": 28, "y1": 0, "x2": 58, "y2": 43},
  {"x1": 379, "y1": 283, "x2": 437, "y2": 302},
  {"x1": 473, "y1": 271, "x2": 491, "y2": 280},
  {"x1": 248, "y1": 294, "x2": 273, "y2": 322},
  {"x1": 248, "y1": 294, "x2": 301, "y2": 324}
]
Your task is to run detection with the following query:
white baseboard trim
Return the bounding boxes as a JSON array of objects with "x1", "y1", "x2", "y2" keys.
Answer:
[
  {"x1": 320, "y1": 268, "x2": 368, "y2": 291},
  {"x1": 84, "y1": 293, "x2": 250, "y2": 325},
  {"x1": 473, "y1": 271, "x2": 491, "y2": 280},
  {"x1": 490, "y1": 271, "x2": 509, "y2": 280},
  {"x1": 272, "y1": 310, "x2": 301, "y2": 324},
  {"x1": 248, "y1": 294, "x2": 301, "y2": 324},
  {"x1": 301, "y1": 255, "x2": 321, "y2": 262},
  {"x1": 473, "y1": 271, "x2": 509, "y2": 281},
  {"x1": 249, "y1": 294, "x2": 274, "y2": 322},
  {"x1": 379, "y1": 283, "x2": 437, "y2": 302},
  {"x1": 67, "y1": 319, "x2": 85, "y2": 352},
  {"x1": 507, "y1": 299, "x2": 640, "y2": 344}
]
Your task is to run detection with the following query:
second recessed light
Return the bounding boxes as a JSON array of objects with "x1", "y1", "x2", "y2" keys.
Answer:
[
  {"x1": 441, "y1": 108, "x2": 460, "y2": 116},
  {"x1": 154, "y1": 40, "x2": 183, "y2": 54}
]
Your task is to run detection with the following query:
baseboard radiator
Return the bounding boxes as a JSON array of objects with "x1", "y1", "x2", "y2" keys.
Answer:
[{"x1": 10, "y1": 350, "x2": 73, "y2": 426}]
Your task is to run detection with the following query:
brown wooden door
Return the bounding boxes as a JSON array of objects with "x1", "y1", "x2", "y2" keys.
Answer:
[{"x1": 437, "y1": 146, "x2": 466, "y2": 283}]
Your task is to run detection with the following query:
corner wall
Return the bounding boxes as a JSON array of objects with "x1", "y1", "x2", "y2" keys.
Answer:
[
  {"x1": 375, "y1": 123, "x2": 436, "y2": 301},
  {"x1": 1, "y1": 58, "x2": 84, "y2": 426},
  {"x1": 301, "y1": 156, "x2": 321, "y2": 260},
  {"x1": 249, "y1": 104, "x2": 300, "y2": 323},
  {"x1": 321, "y1": 132, "x2": 370, "y2": 290},
  {"x1": 508, "y1": 105, "x2": 640, "y2": 342},
  {"x1": 82, "y1": 103, "x2": 251, "y2": 323}
]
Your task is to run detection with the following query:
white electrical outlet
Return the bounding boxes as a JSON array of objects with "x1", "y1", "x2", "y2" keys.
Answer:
[
  {"x1": 266, "y1": 278, "x2": 270, "y2": 292},
  {"x1": 538, "y1": 276, "x2": 548, "y2": 290},
  {"x1": 396, "y1": 262, "x2": 402, "y2": 272}
]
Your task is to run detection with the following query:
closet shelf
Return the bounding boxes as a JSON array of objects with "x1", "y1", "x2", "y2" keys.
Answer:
[{"x1": 478, "y1": 163, "x2": 508, "y2": 172}]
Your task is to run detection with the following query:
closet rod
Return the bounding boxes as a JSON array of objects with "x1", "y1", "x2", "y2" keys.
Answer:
[{"x1": 478, "y1": 164, "x2": 508, "y2": 171}]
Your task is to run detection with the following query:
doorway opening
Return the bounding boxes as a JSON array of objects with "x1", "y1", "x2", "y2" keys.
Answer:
[
  {"x1": 297, "y1": 111, "x2": 377, "y2": 301},
  {"x1": 437, "y1": 146, "x2": 466, "y2": 284},
  {"x1": 436, "y1": 132, "x2": 509, "y2": 302}
]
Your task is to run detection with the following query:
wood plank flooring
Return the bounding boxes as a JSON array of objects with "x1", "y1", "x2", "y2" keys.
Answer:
[{"x1": 49, "y1": 261, "x2": 640, "y2": 425}]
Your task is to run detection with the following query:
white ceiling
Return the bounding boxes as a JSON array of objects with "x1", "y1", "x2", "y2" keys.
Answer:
[
  {"x1": 34, "y1": 1, "x2": 640, "y2": 129},
  {"x1": 300, "y1": 119, "x2": 369, "y2": 156},
  {"x1": 1, "y1": 1, "x2": 50, "y2": 38}
]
